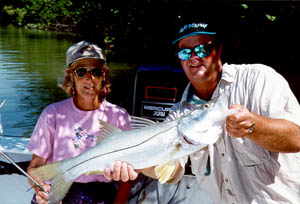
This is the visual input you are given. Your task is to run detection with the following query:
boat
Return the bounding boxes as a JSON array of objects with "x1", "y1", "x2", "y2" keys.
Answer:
[{"x1": 0, "y1": 136, "x2": 33, "y2": 203}]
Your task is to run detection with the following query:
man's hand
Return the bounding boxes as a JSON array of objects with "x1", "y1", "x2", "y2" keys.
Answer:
[
  {"x1": 103, "y1": 161, "x2": 139, "y2": 182},
  {"x1": 226, "y1": 104, "x2": 255, "y2": 138}
]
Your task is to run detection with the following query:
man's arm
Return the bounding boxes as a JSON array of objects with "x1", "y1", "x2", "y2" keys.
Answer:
[{"x1": 226, "y1": 104, "x2": 300, "y2": 153}]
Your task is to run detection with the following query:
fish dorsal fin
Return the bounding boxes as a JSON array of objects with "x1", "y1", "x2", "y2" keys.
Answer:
[
  {"x1": 131, "y1": 116, "x2": 156, "y2": 129},
  {"x1": 98, "y1": 120, "x2": 122, "y2": 143},
  {"x1": 154, "y1": 160, "x2": 178, "y2": 183}
]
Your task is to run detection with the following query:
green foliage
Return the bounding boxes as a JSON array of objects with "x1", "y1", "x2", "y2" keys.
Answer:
[
  {"x1": 3, "y1": 0, "x2": 74, "y2": 28},
  {"x1": 265, "y1": 14, "x2": 276, "y2": 22},
  {"x1": 241, "y1": 4, "x2": 248, "y2": 9},
  {"x1": 3, "y1": 5, "x2": 27, "y2": 25},
  {"x1": 1, "y1": 1, "x2": 300, "y2": 65}
]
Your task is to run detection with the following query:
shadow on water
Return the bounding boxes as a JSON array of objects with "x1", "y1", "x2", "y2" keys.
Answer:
[{"x1": 0, "y1": 25, "x2": 137, "y2": 138}]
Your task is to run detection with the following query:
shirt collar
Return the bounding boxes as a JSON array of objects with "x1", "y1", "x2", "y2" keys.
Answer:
[
  {"x1": 220, "y1": 63, "x2": 236, "y2": 83},
  {"x1": 181, "y1": 63, "x2": 236, "y2": 103},
  {"x1": 186, "y1": 85, "x2": 207, "y2": 104}
]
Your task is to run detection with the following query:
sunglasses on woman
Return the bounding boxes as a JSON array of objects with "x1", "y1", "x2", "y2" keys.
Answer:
[
  {"x1": 177, "y1": 43, "x2": 214, "y2": 61},
  {"x1": 73, "y1": 67, "x2": 104, "y2": 78}
]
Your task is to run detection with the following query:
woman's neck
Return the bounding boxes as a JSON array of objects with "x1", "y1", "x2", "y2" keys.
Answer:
[{"x1": 73, "y1": 96, "x2": 102, "y2": 111}]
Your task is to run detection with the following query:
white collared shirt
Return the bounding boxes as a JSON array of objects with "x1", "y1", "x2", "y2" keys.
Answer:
[{"x1": 167, "y1": 63, "x2": 300, "y2": 204}]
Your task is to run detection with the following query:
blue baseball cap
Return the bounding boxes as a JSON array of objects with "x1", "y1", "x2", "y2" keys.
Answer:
[{"x1": 172, "y1": 22, "x2": 217, "y2": 44}]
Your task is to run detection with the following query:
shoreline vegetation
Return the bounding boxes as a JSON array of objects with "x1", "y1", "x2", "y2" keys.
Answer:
[{"x1": 0, "y1": 1, "x2": 300, "y2": 99}]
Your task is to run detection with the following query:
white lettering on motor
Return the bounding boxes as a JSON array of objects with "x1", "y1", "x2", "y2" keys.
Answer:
[
  {"x1": 153, "y1": 111, "x2": 165, "y2": 117},
  {"x1": 143, "y1": 105, "x2": 171, "y2": 112}
]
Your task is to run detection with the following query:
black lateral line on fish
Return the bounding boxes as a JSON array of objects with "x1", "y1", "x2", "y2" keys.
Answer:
[{"x1": 65, "y1": 125, "x2": 177, "y2": 172}]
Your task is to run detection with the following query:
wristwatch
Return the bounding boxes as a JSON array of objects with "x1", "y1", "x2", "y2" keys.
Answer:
[{"x1": 248, "y1": 120, "x2": 255, "y2": 134}]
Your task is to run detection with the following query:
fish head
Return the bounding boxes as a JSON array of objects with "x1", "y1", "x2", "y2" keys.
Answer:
[{"x1": 177, "y1": 94, "x2": 235, "y2": 145}]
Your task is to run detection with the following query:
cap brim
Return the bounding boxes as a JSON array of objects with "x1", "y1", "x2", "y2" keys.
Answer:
[
  {"x1": 172, "y1": 31, "x2": 216, "y2": 44},
  {"x1": 70, "y1": 57, "x2": 105, "y2": 66}
]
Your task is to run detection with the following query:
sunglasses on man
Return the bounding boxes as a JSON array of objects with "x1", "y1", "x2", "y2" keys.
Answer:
[
  {"x1": 177, "y1": 43, "x2": 214, "y2": 61},
  {"x1": 73, "y1": 67, "x2": 104, "y2": 78}
]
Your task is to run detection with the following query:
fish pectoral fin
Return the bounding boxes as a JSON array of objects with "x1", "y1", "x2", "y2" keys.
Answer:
[
  {"x1": 86, "y1": 170, "x2": 103, "y2": 175},
  {"x1": 154, "y1": 160, "x2": 178, "y2": 184}
]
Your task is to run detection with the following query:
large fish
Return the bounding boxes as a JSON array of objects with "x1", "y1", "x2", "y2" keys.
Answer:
[{"x1": 32, "y1": 94, "x2": 237, "y2": 204}]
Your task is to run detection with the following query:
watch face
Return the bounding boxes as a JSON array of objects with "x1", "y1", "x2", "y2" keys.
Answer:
[{"x1": 249, "y1": 121, "x2": 255, "y2": 134}]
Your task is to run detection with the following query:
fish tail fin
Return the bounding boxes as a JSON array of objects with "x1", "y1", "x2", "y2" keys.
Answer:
[
  {"x1": 154, "y1": 160, "x2": 178, "y2": 183},
  {"x1": 33, "y1": 162, "x2": 73, "y2": 204},
  {"x1": 48, "y1": 173, "x2": 73, "y2": 204},
  {"x1": 32, "y1": 162, "x2": 61, "y2": 181}
]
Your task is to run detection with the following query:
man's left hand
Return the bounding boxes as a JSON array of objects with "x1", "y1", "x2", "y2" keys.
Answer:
[{"x1": 226, "y1": 104, "x2": 255, "y2": 138}]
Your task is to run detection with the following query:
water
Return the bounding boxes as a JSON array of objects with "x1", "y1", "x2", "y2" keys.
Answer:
[{"x1": 0, "y1": 25, "x2": 136, "y2": 138}]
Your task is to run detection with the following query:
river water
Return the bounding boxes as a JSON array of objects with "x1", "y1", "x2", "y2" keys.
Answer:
[{"x1": 0, "y1": 24, "x2": 136, "y2": 138}]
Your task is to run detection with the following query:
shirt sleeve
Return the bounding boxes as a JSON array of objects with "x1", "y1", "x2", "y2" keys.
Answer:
[
  {"x1": 250, "y1": 66, "x2": 300, "y2": 126},
  {"x1": 27, "y1": 106, "x2": 55, "y2": 160},
  {"x1": 117, "y1": 108, "x2": 132, "y2": 131}
]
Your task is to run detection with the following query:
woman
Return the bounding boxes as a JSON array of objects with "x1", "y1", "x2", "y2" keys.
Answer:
[{"x1": 27, "y1": 41, "x2": 132, "y2": 204}]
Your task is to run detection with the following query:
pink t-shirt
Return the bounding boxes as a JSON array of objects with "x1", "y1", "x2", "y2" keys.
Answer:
[{"x1": 27, "y1": 98, "x2": 131, "y2": 183}]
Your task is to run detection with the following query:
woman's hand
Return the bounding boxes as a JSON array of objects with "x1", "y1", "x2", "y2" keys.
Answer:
[
  {"x1": 27, "y1": 154, "x2": 50, "y2": 204},
  {"x1": 31, "y1": 179, "x2": 50, "y2": 204},
  {"x1": 103, "y1": 161, "x2": 139, "y2": 182}
]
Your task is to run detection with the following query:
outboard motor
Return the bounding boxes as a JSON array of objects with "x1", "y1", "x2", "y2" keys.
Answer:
[{"x1": 132, "y1": 65, "x2": 188, "y2": 121}]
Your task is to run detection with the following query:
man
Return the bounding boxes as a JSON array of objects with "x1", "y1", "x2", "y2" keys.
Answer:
[{"x1": 105, "y1": 20, "x2": 300, "y2": 203}]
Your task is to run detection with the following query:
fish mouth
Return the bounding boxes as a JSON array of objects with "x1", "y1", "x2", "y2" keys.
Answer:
[{"x1": 183, "y1": 136, "x2": 196, "y2": 145}]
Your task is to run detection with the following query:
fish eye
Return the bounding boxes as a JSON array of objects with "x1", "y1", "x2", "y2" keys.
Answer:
[{"x1": 203, "y1": 103, "x2": 210, "y2": 108}]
